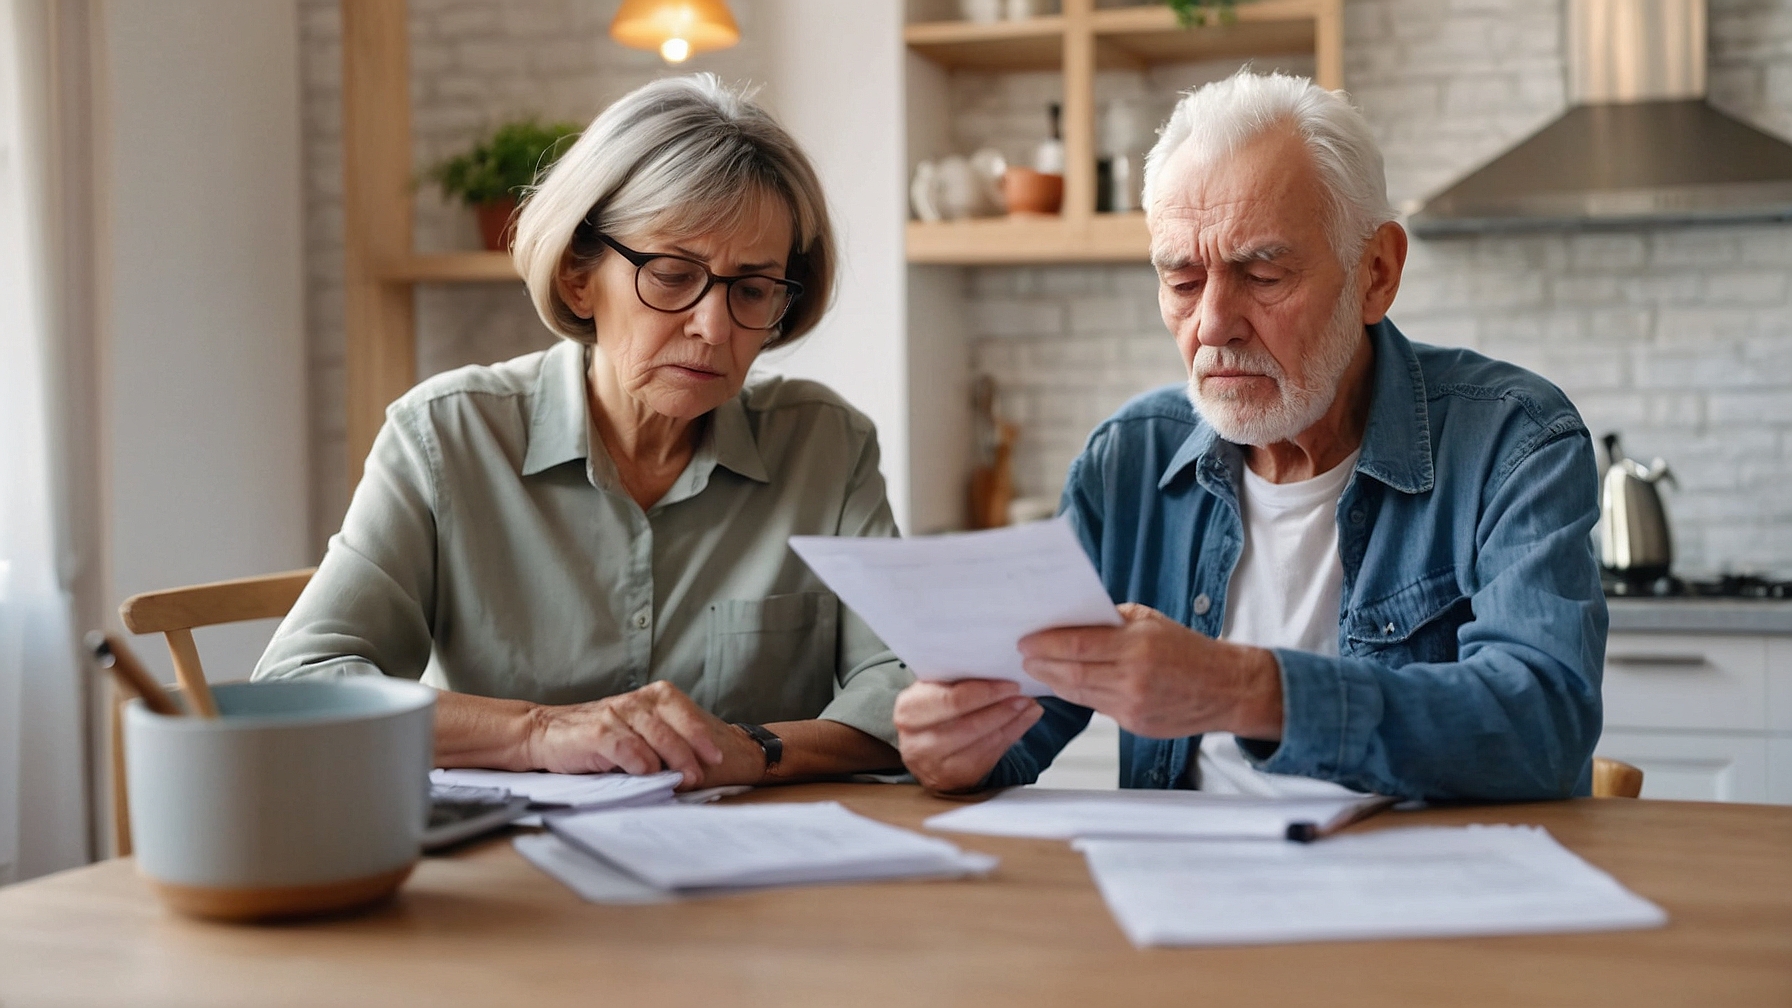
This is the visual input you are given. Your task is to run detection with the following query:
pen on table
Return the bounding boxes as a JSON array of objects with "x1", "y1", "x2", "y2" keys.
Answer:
[
  {"x1": 1285, "y1": 796, "x2": 1400, "y2": 843},
  {"x1": 87, "y1": 632, "x2": 183, "y2": 716}
]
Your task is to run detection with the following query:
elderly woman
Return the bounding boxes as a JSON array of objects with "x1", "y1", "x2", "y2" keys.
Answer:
[{"x1": 256, "y1": 75, "x2": 908, "y2": 788}]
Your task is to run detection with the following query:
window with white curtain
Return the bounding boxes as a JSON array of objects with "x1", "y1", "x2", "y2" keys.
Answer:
[{"x1": 0, "y1": 0, "x2": 88, "y2": 884}]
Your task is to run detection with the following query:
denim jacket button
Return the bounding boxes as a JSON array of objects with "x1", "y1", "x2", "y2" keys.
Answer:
[
  {"x1": 1192, "y1": 593, "x2": 1212, "y2": 616},
  {"x1": 1349, "y1": 509, "x2": 1366, "y2": 524}
]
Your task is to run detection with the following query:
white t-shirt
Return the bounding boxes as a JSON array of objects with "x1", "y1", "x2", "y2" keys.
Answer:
[{"x1": 1191, "y1": 450, "x2": 1365, "y2": 797}]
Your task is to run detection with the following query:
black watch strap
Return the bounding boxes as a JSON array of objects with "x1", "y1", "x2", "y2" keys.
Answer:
[{"x1": 733, "y1": 722, "x2": 783, "y2": 772}]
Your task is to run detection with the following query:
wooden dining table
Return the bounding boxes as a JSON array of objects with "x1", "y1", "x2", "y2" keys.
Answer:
[{"x1": 1, "y1": 783, "x2": 1788, "y2": 1007}]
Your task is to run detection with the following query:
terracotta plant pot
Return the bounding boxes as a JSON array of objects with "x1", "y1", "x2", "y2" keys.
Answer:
[
  {"x1": 475, "y1": 196, "x2": 519, "y2": 252},
  {"x1": 1001, "y1": 167, "x2": 1064, "y2": 215}
]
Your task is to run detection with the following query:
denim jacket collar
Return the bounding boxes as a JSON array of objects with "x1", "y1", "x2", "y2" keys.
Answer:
[{"x1": 1155, "y1": 319, "x2": 1435, "y2": 498}]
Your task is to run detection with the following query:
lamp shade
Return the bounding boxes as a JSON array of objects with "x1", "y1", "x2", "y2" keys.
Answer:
[{"x1": 610, "y1": 0, "x2": 740, "y2": 62}]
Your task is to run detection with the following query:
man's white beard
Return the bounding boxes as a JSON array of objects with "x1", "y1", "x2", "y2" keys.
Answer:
[{"x1": 1185, "y1": 281, "x2": 1364, "y2": 447}]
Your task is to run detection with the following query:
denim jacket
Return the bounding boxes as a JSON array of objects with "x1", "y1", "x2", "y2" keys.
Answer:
[{"x1": 984, "y1": 319, "x2": 1607, "y2": 800}]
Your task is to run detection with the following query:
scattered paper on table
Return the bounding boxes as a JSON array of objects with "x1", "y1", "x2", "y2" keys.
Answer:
[
  {"x1": 430, "y1": 768, "x2": 683, "y2": 810},
  {"x1": 925, "y1": 786, "x2": 1390, "y2": 841},
  {"x1": 1077, "y1": 825, "x2": 1668, "y2": 948},
  {"x1": 525, "y1": 801, "x2": 996, "y2": 901},
  {"x1": 788, "y1": 518, "x2": 1119, "y2": 695},
  {"x1": 514, "y1": 833, "x2": 674, "y2": 905}
]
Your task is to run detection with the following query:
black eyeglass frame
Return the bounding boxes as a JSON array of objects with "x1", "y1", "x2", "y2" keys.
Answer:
[{"x1": 597, "y1": 233, "x2": 804, "y2": 332}]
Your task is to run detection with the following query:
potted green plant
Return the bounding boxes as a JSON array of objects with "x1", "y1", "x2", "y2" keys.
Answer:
[
  {"x1": 427, "y1": 119, "x2": 581, "y2": 251},
  {"x1": 1165, "y1": 0, "x2": 1237, "y2": 28}
]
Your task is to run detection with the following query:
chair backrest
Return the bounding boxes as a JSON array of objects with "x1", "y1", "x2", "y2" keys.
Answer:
[
  {"x1": 1592, "y1": 756, "x2": 1644, "y2": 798},
  {"x1": 109, "y1": 568, "x2": 315, "y2": 856}
]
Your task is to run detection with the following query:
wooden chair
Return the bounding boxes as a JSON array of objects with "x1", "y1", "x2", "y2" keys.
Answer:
[
  {"x1": 109, "y1": 568, "x2": 316, "y2": 855},
  {"x1": 1593, "y1": 756, "x2": 1644, "y2": 799}
]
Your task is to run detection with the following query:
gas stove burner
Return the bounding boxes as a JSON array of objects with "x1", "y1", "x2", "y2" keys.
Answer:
[
  {"x1": 1602, "y1": 572, "x2": 1792, "y2": 598},
  {"x1": 1688, "y1": 575, "x2": 1792, "y2": 599}
]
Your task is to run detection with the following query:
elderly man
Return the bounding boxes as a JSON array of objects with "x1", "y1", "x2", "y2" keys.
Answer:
[{"x1": 896, "y1": 71, "x2": 1606, "y2": 801}]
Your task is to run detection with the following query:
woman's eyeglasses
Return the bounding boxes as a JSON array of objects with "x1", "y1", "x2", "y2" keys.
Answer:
[{"x1": 598, "y1": 234, "x2": 802, "y2": 332}]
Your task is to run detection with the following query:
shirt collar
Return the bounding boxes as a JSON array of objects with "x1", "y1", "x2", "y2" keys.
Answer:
[
  {"x1": 519, "y1": 340, "x2": 772, "y2": 486},
  {"x1": 1157, "y1": 318, "x2": 1435, "y2": 496},
  {"x1": 521, "y1": 339, "x2": 591, "y2": 477}
]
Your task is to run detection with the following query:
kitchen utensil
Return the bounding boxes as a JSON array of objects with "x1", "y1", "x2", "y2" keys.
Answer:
[
  {"x1": 968, "y1": 375, "x2": 1017, "y2": 529},
  {"x1": 126, "y1": 677, "x2": 435, "y2": 921},
  {"x1": 969, "y1": 147, "x2": 1007, "y2": 214},
  {"x1": 960, "y1": 0, "x2": 1002, "y2": 22},
  {"x1": 1599, "y1": 432, "x2": 1676, "y2": 585},
  {"x1": 909, "y1": 160, "x2": 942, "y2": 222},
  {"x1": 936, "y1": 155, "x2": 980, "y2": 220},
  {"x1": 1002, "y1": 166, "x2": 1064, "y2": 215},
  {"x1": 88, "y1": 633, "x2": 181, "y2": 716}
]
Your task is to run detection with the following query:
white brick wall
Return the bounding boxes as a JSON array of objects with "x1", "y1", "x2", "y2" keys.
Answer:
[
  {"x1": 964, "y1": 0, "x2": 1792, "y2": 577},
  {"x1": 297, "y1": 0, "x2": 1792, "y2": 574}
]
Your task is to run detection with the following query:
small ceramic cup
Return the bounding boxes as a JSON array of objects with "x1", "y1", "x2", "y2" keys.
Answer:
[
  {"x1": 125, "y1": 676, "x2": 435, "y2": 922},
  {"x1": 1002, "y1": 167, "x2": 1065, "y2": 215}
]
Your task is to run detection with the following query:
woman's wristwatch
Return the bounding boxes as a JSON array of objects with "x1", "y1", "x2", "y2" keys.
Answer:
[{"x1": 732, "y1": 722, "x2": 783, "y2": 774}]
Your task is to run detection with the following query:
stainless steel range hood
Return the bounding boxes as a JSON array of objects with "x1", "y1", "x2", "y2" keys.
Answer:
[{"x1": 1409, "y1": 0, "x2": 1792, "y2": 237}]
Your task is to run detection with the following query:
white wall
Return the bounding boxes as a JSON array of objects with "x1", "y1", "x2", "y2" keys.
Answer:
[
  {"x1": 98, "y1": 0, "x2": 310, "y2": 681},
  {"x1": 757, "y1": 0, "x2": 914, "y2": 529}
]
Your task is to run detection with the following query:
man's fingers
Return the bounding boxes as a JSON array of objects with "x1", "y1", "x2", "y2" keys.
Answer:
[
  {"x1": 895, "y1": 679, "x2": 1021, "y2": 731},
  {"x1": 1021, "y1": 656, "x2": 1116, "y2": 700},
  {"x1": 904, "y1": 694, "x2": 1038, "y2": 761},
  {"x1": 926, "y1": 701, "x2": 1043, "y2": 790},
  {"x1": 1019, "y1": 625, "x2": 1121, "y2": 662}
]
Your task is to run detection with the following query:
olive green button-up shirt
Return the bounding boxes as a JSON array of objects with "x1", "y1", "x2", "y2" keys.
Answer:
[{"x1": 254, "y1": 339, "x2": 911, "y2": 745}]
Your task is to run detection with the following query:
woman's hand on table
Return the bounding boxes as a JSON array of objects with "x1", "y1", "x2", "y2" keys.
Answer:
[
  {"x1": 893, "y1": 679, "x2": 1042, "y2": 794},
  {"x1": 524, "y1": 681, "x2": 766, "y2": 790}
]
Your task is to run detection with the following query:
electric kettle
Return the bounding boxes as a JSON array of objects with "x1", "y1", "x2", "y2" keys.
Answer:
[{"x1": 1599, "y1": 432, "x2": 1676, "y2": 584}]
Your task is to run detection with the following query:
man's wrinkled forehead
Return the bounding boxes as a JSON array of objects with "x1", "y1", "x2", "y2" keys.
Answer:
[{"x1": 1147, "y1": 127, "x2": 1323, "y2": 268}]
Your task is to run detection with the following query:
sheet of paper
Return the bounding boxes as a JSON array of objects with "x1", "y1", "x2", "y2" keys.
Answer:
[
  {"x1": 924, "y1": 786, "x2": 1388, "y2": 841},
  {"x1": 788, "y1": 518, "x2": 1120, "y2": 695},
  {"x1": 513, "y1": 833, "x2": 675, "y2": 905},
  {"x1": 1077, "y1": 825, "x2": 1668, "y2": 948},
  {"x1": 429, "y1": 768, "x2": 682, "y2": 810},
  {"x1": 546, "y1": 801, "x2": 997, "y2": 892}
]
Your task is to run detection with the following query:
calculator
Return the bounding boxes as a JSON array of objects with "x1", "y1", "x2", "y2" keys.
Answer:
[{"x1": 423, "y1": 784, "x2": 534, "y2": 851}]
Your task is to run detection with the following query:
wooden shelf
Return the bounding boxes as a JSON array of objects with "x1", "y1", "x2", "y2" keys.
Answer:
[
  {"x1": 903, "y1": 16, "x2": 1066, "y2": 72},
  {"x1": 906, "y1": 213, "x2": 1149, "y2": 264},
  {"x1": 907, "y1": 1, "x2": 1332, "y2": 72},
  {"x1": 1091, "y1": 1, "x2": 1321, "y2": 67},
  {"x1": 375, "y1": 252, "x2": 520, "y2": 283}
]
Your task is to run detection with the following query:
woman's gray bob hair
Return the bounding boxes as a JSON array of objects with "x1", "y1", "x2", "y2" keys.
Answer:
[{"x1": 512, "y1": 74, "x2": 835, "y2": 348}]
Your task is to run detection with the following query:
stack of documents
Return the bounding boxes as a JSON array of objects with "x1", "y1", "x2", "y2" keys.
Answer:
[
  {"x1": 1078, "y1": 825, "x2": 1668, "y2": 947},
  {"x1": 924, "y1": 786, "x2": 1394, "y2": 841},
  {"x1": 515, "y1": 802, "x2": 997, "y2": 904},
  {"x1": 430, "y1": 768, "x2": 687, "y2": 811},
  {"x1": 790, "y1": 518, "x2": 1120, "y2": 696}
]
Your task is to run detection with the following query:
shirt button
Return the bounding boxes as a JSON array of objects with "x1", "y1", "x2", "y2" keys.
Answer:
[
  {"x1": 1349, "y1": 509, "x2": 1365, "y2": 524},
  {"x1": 634, "y1": 612, "x2": 651, "y2": 629},
  {"x1": 1192, "y1": 593, "x2": 1212, "y2": 616}
]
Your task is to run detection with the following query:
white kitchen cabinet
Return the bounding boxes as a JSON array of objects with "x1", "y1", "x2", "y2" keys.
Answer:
[
  {"x1": 1598, "y1": 628, "x2": 1792, "y2": 805},
  {"x1": 1594, "y1": 729, "x2": 1771, "y2": 803}
]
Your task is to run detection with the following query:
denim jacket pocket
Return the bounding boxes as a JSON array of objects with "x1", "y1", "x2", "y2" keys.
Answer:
[
  {"x1": 700, "y1": 592, "x2": 839, "y2": 724},
  {"x1": 1346, "y1": 566, "x2": 1470, "y2": 666}
]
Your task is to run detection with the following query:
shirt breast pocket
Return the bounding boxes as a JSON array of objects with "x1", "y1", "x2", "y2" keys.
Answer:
[
  {"x1": 700, "y1": 592, "x2": 839, "y2": 725},
  {"x1": 1346, "y1": 566, "x2": 1470, "y2": 667}
]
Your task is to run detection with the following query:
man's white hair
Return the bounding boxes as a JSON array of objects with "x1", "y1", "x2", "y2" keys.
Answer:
[{"x1": 1143, "y1": 70, "x2": 1394, "y2": 262}]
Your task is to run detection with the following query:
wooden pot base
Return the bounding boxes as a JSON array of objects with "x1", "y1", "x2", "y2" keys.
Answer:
[{"x1": 149, "y1": 863, "x2": 414, "y2": 922}]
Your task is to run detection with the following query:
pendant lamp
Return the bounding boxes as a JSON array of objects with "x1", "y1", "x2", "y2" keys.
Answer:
[{"x1": 609, "y1": 0, "x2": 740, "y2": 64}]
